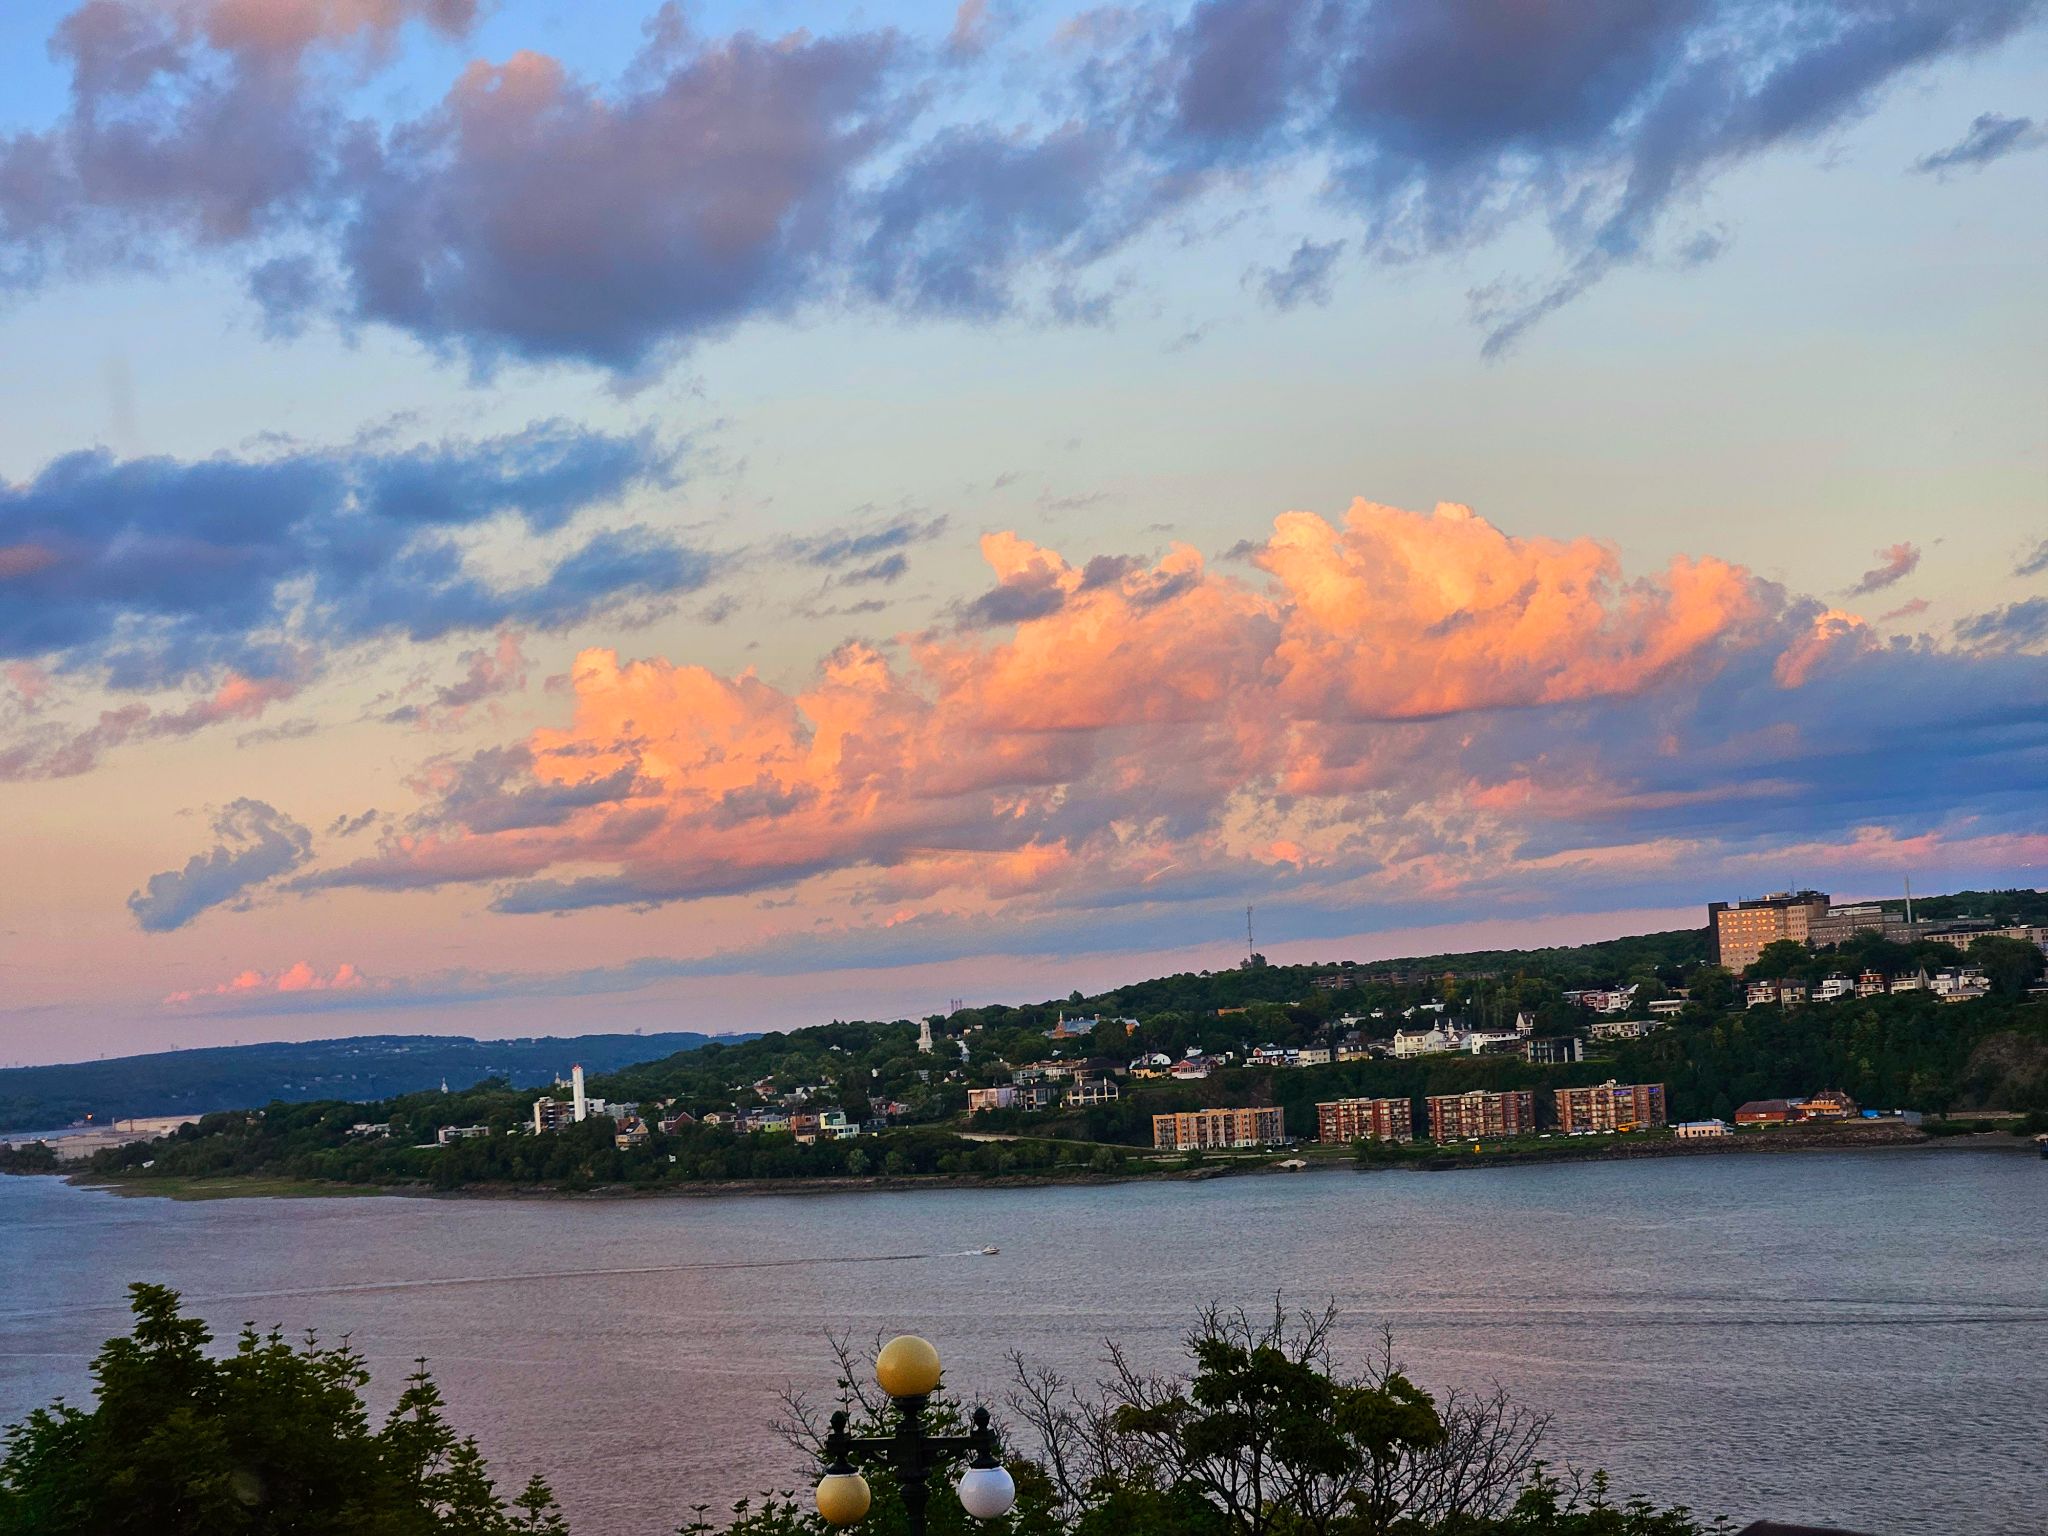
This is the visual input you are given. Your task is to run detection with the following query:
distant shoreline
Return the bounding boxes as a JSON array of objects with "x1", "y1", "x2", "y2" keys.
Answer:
[{"x1": 50, "y1": 1122, "x2": 2038, "y2": 1203}]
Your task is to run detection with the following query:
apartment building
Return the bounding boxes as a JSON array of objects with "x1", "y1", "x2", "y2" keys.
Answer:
[
  {"x1": 1553, "y1": 1079, "x2": 1668, "y2": 1134},
  {"x1": 1151, "y1": 1105, "x2": 1287, "y2": 1151},
  {"x1": 1315, "y1": 1096, "x2": 1413, "y2": 1145},
  {"x1": 1425, "y1": 1089, "x2": 1537, "y2": 1142}
]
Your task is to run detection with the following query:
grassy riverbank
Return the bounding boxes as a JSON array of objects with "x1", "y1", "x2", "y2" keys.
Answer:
[
  {"x1": 75, "y1": 1173, "x2": 396, "y2": 1200},
  {"x1": 56, "y1": 1117, "x2": 2015, "y2": 1202}
]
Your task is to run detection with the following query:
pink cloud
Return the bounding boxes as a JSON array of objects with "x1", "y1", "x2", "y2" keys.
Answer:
[
  {"x1": 165, "y1": 960, "x2": 367, "y2": 1006},
  {"x1": 1773, "y1": 607, "x2": 1871, "y2": 688},
  {"x1": 309, "y1": 502, "x2": 1785, "y2": 916},
  {"x1": 1847, "y1": 542, "x2": 1921, "y2": 595},
  {"x1": 287, "y1": 498, "x2": 2044, "y2": 948},
  {"x1": 0, "y1": 544, "x2": 59, "y2": 579},
  {"x1": 0, "y1": 670, "x2": 305, "y2": 781}
]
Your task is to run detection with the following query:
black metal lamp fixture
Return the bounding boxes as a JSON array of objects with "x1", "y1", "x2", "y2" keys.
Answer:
[{"x1": 814, "y1": 1334, "x2": 1017, "y2": 1533}]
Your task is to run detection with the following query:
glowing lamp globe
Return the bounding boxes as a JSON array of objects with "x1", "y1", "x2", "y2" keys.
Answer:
[
  {"x1": 874, "y1": 1334, "x2": 943, "y2": 1398},
  {"x1": 956, "y1": 1463, "x2": 1017, "y2": 1521},
  {"x1": 815, "y1": 1471, "x2": 871, "y2": 1526}
]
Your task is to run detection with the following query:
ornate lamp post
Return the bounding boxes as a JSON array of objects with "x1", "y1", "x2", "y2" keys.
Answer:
[{"x1": 814, "y1": 1334, "x2": 1018, "y2": 1533}]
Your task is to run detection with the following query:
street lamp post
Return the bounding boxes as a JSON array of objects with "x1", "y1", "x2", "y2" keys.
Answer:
[{"x1": 814, "y1": 1334, "x2": 1017, "y2": 1534}]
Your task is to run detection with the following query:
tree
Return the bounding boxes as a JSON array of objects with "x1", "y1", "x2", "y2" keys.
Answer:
[
  {"x1": 0, "y1": 1285, "x2": 568, "y2": 1536},
  {"x1": 1005, "y1": 1302, "x2": 1553, "y2": 1536},
  {"x1": 1685, "y1": 967, "x2": 1736, "y2": 1012},
  {"x1": 1744, "y1": 941, "x2": 1810, "y2": 981},
  {"x1": 1970, "y1": 935, "x2": 2045, "y2": 998}
]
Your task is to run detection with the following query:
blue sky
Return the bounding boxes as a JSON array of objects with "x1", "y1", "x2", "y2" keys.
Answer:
[{"x1": 0, "y1": 0, "x2": 2043, "y2": 1065}]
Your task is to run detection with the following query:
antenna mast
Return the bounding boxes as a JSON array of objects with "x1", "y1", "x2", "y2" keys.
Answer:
[{"x1": 1246, "y1": 904, "x2": 1256, "y2": 963}]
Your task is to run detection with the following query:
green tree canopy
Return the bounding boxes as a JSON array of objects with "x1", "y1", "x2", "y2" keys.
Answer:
[{"x1": 0, "y1": 1285, "x2": 565, "y2": 1536}]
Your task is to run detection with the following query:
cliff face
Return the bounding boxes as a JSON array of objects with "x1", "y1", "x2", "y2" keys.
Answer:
[{"x1": 1957, "y1": 1031, "x2": 2048, "y2": 1111}]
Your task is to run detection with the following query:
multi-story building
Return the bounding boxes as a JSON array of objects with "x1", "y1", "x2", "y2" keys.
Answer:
[
  {"x1": 1554, "y1": 1080, "x2": 1667, "y2": 1134},
  {"x1": 1797, "y1": 1089, "x2": 1859, "y2": 1120},
  {"x1": 1746, "y1": 978, "x2": 1810, "y2": 1009},
  {"x1": 1152, "y1": 1106, "x2": 1286, "y2": 1151},
  {"x1": 1391, "y1": 1025, "x2": 1462, "y2": 1058},
  {"x1": 1523, "y1": 1036, "x2": 1584, "y2": 1066},
  {"x1": 1017, "y1": 1083, "x2": 1060, "y2": 1112},
  {"x1": 1315, "y1": 1096, "x2": 1413, "y2": 1145},
  {"x1": 1425, "y1": 1089, "x2": 1537, "y2": 1142},
  {"x1": 1807, "y1": 902, "x2": 1907, "y2": 949},
  {"x1": 1708, "y1": 890, "x2": 1831, "y2": 971},
  {"x1": 967, "y1": 1086, "x2": 1018, "y2": 1114},
  {"x1": 1065, "y1": 1076, "x2": 1120, "y2": 1107}
]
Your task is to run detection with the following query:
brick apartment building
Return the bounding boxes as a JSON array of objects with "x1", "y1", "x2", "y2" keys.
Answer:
[
  {"x1": 1425, "y1": 1088, "x2": 1538, "y2": 1142},
  {"x1": 1315, "y1": 1096, "x2": 1413, "y2": 1144},
  {"x1": 1152, "y1": 1106, "x2": 1287, "y2": 1151},
  {"x1": 1554, "y1": 1079, "x2": 1668, "y2": 1133}
]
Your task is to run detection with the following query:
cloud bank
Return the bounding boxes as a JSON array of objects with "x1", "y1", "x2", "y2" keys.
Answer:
[
  {"x1": 2, "y1": 0, "x2": 2038, "y2": 368},
  {"x1": 277, "y1": 501, "x2": 2044, "y2": 957},
  {"x1": 0, "y1": 419, "x2": 696, "y2": 772}
]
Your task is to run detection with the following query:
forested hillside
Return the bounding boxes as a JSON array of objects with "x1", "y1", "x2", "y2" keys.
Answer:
[{"x1": 0, "y1": 1031, "x2": 728, "y2": 1133}]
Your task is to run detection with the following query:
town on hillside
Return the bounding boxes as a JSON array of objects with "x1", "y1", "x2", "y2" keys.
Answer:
[{"x1": 14, "y1": 886, "x2": 2046, "y2": 1188}]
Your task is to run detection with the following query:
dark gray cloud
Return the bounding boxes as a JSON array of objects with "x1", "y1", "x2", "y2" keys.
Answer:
[
  {"x1": 342, "y1": 22, "x2": 904, "y2": 372},
  {"x1": 3, "y1": 0, "x2": 2034, "y2": 368},
  {"x1": 1954, "y1": 597, "x2": 2048, "y2": 649},
  {"x1": 840, "y1": 552, "x2": 910, "y2": 586},
  {"x1": 127, "y1": 798, "x2": 312, "y2": 931},
  {"x1": 0, "y1": 419, "x2": 688, "y2": 689},
  {"x1": 2016, "y1": 537, "x2": 2048, "y2": 578},
  {"x1": 1913, "y1": 110, "x2": 2047, "y2": 173},
  {"x1": 954, "y1": 563, "x2": 1068, "y2": 627},
  {"x1": 0, "y1": 0, "x2": 476, "y2": 287},
  {"x1": 1255, "y1": 237, "x2": 1345, "y2": 309},
  {"x1": 785, "y1": 512, "x2": 948, "y2": 571}
]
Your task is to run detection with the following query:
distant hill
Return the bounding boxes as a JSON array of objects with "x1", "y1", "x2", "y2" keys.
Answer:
[{"x1": 0, "y1": 1032, "x2": 737, "y2": 1134}]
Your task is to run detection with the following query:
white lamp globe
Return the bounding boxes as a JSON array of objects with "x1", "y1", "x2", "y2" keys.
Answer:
[{"x1": 956, "y1": 1463, "x2": 1016, "y2": 1521}]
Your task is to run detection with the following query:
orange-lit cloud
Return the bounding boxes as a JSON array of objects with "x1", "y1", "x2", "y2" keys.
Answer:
[
  {"x1": 311, "y1": 502, "x2": 1794, "y2": 917},
  {"x1": 273, "y1": 494, "x2": 2047, "y2": 975},
  {"x1": 166, "y1": 960, "x2": 366, "y2": 1005},
  {"x1": 1260, "y1": 502, "x2": 1763, "y2": 719}
]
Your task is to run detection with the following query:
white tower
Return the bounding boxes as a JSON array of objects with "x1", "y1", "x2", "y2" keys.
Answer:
[
  {"x1": 917, "y1": 1018, "x2": 934, "y2": 1054},
  {"x1": 572, "y1": 1064, "x2": 587, "y2": 1121}
]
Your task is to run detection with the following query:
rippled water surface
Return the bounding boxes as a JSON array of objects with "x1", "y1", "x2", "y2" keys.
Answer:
[{"x1": 3, "y1": 1148, "x2": 2044, "y2": 1535}]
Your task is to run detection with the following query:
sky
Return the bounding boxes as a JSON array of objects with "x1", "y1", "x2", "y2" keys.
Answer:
[{"x1": 1, "y1": 0, "x2": 2044, "y2": 1067}]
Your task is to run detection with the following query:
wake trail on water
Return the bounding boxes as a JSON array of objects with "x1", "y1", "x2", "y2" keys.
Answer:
[{"x1": 0, "y1": 1249, "x2": 974, "y2": 1320}]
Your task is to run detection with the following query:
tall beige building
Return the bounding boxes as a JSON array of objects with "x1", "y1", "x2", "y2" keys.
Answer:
[
  {"x1": 1152, "y1": 1106, "x2": 1285, "y2": 1151},
  {"x1": 1708, "y1": 890, "x2": 1830, "y2": 971}
]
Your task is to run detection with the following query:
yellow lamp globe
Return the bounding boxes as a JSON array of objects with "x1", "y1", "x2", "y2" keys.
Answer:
[
  {"x1": 815, "y1": 1471, "x2": 871, "y2": 1526},
  {"x1": 874, "y1": 1334, "x2": 943, "y2": 1398}
]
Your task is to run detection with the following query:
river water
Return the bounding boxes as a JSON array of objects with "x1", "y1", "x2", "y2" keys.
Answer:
[{"x1": 2, "y1": 1149, "x2": 2043, "y2": 1535}]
